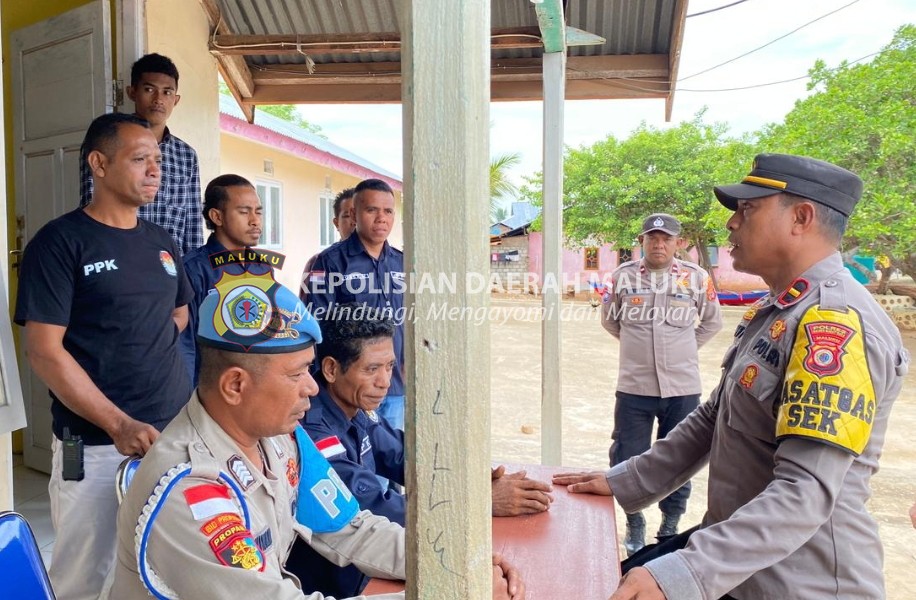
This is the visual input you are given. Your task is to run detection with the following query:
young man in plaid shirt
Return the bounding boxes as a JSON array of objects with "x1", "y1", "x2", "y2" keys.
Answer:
[{"x1": 80, "y1": 53, "x2": 203, "y2": 255}]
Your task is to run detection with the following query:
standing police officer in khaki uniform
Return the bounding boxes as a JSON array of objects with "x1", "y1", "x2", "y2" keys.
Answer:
[
  {"x1": 556, "y1": 154, "x2": 909, "y2": 600},
  {"x1": 602, "y1": 213, "x2": 722, "y2": 554}
]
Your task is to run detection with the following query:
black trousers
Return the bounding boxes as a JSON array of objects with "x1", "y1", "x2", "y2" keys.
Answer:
[{"x1": 621, "y1": 525, "x2": 738, "y2": 600}]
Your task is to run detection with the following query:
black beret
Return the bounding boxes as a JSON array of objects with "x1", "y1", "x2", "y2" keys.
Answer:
[{"x1": 714, "y1": 153, "x2": 863, "y2": 217}]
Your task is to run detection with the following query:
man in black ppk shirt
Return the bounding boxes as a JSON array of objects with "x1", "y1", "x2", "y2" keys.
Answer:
[{"x1": 15, "y1": 112, "x2": 193, "y2": 600}]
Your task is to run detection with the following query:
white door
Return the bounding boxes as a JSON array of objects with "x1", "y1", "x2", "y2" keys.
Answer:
[{"x1": 11, "y1": 0, "x2": 113, "y2": 473}]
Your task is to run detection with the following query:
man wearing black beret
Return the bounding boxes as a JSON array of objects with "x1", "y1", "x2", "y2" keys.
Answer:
[{"x1": 555, "y1": 153, "x2": 910, "y2": 600}]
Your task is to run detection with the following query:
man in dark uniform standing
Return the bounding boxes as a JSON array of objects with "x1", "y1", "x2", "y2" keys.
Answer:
[
  {"x1": 304, "y1": 179, "x2": 407, "y2": 431},
  {"x1": 179, "y1": 174, "x2": 272, "y2": 385}
]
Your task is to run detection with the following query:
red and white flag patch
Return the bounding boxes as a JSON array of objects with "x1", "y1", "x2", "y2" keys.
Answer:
[
  {"x1": 184, "y1": 484, "x2": 237, "y2": 521},
  {"x1": 315, "y1": 436, "x2": 345, "y2": 458}
]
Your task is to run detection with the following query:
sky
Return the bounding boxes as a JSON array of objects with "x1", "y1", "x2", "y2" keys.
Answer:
[{"x1": 296, "y1": 0, "x2": 916, "y2": 194}]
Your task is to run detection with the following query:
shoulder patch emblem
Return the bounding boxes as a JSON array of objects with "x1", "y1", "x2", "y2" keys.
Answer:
[
  {"x1": 705, "y1": 277, "x2": 717, "y2": 301},
  {"x1": 776, "y1": 304, "x2": 876, "y2": 456},
  {"x1": 200, "y1": 513, "x2": 242, "y2": 536},
  {"x1": 227, "y1": 455, "x2": 255, "y2": 490},
  {"x1": 184, "y1": 484, "x2": 237, "y2": 521},
  {"x1": 742, "y1": 307, "x2": 758, "y2": 322},
  {"x1": 213, "y1": 533, "x2": 265, "y2": 572},
  {"x1": 802, "y1": 321, "x2": 854, "y2": 377},
  {"x1": 315, "y1": 436, "x2": 346, "y2": 458}
]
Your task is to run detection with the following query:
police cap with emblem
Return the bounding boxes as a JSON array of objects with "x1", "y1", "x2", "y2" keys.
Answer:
[
  {"x1": 714, "y1": 153, "x2": 863, "y2": 217},
  {"x1": 640, "y1": 213, "x2": 681, "y2": 236},
  {"x1": 197, "y1": 271, "x2": 322, "y2": 353}
]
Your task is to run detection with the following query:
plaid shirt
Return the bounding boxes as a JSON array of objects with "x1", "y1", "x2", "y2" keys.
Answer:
[{"x1": 80, "y1": 127, "x2": 203, "y2": 255}]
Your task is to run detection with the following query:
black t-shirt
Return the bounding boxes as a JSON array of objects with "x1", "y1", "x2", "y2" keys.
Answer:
[{"x1": 14, "y1": 209, "x2": 194, "y2": 444}]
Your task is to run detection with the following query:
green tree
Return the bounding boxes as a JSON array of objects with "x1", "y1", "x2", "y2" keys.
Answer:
[
  {"x1": 760, "y1": 25, "x2": 916, "y2": 290},
  {"x1": 218, "y1": 82, "x2": 325, "y2": 138},
  {"x1": 522, "y1": 115, "x2": 755, "y2": 282},
  {"x1": 490, "y1": 153, "x2": 521, "y2": 222}
]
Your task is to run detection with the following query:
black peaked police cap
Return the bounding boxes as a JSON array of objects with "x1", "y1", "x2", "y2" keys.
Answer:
[{"x1": 714, "y1": 153, "x2": 863, "y2": 217}]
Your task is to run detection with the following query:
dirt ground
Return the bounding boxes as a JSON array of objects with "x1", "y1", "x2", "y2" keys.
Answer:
[{"x1": 488, "y1": 297, "x2": 916, "y2": 599}]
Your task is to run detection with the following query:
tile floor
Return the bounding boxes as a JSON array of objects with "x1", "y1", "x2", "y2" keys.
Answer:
[{"x1": 12, "y1": 453, "x2": 54, "y2": 567}]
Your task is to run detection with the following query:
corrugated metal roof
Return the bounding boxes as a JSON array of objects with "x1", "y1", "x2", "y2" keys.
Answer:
[
  {"x1": 218, "y1": 94, "x2": 401, "y2": 182},
  {"x1": 495, "y1": 201, "x2": 541, "y2": 231},
  {"x1": 219, "y1": 0, "x2": 404, "y2": 66},
  {"x1": 209, "y1": 0, "x2": 685, "y2": 107},
  {"x1": 216, "y1": 0, "x2": 678, "y2": 65}
]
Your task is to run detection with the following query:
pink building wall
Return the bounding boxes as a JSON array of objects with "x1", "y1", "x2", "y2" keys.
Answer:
[{"x1": 527, "y1": 233, "x2": 766, "y2": 292}]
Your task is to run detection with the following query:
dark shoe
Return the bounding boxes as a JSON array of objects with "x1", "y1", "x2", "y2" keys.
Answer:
[
  {"x1": 624, "y1": 512, "x2": 646, "y2": 557},
  {"x1": 656, "y1": 512, "x2": 680, "y2": 541}
]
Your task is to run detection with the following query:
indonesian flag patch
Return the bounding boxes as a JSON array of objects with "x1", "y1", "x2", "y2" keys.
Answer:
[
  {"x1": 184, "y1": 483, "x2": 237, "y2": 521},
  {"x1": 315, "y1": 436, "x2": 346, "y2": 458}
]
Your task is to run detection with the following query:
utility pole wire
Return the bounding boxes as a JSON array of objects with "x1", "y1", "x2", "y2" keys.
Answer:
[{"x1": 679, "y1": 0, "x2": 863, "y2": 82}]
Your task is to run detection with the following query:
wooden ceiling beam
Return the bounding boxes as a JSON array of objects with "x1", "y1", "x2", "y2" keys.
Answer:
[
  {"x1": 198, "y1": 0, "x2": 255, "y2": 122},
  {"x1": 245, "y1": 77, "x2": 669, "y2": 104},
  {"x1": 666, "y1": 0, "x2": 690, "y2": 121},
  {"x1": 210, "y1": 27, "x2": 544, "y2": 56},
  {"x1": 247, "y1": 54, "x2": 669, "y2": 86}
]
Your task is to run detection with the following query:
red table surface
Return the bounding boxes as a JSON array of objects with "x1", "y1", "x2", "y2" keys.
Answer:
[{"x1": 364, "y1": 463, "x2": 620, "y2": 599}]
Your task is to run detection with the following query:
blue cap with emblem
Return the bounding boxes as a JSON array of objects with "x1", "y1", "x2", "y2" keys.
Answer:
[{"x1": 197, "y1": 271, "x2": 322, "y2": 354}]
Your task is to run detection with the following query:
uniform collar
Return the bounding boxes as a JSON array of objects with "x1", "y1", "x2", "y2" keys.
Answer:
[
  {"x1": 186, "y1": 390, "x2": 269, "y2": 493},
  {"x1": 314, "y1": 382, "x2": 375, "y2": 430},
  {"x1": 313, "y1": 384, "x2": 354, "y2": 426},
  {"x1": 770, "y1": 252, "x2": 845, "y2": 310},
  {"x1": 203, "y1": 233, "x2": 228, "y2": 255},
  {"x1": 344, "y1": 233, "x2": 393, "y2": 260},
  {"x1": 638, "y1": 258, "x2": 681, "y2": 275}
]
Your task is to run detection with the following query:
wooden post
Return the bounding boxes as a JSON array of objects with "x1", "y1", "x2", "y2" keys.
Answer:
[
  {"x1": 540, "y1": 13, "x2": 567, "y2": 467},
  {"x1": 401, "y1": 0, "x2": 492, "y2": 597}
]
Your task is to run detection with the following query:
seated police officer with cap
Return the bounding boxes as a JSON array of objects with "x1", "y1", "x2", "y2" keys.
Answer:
[
  {"x1": 109, "y1": 271, "x2": 406, "y2": 599},
  {"x1": 554, "y1": 153, "x2": 909, "y2": 600}
]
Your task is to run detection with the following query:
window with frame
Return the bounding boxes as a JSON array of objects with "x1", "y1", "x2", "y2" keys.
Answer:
[
  {"x1": 584, "y1": 247, "x2": 599, "y2": 270},
  {"x1": 255, "y1": 181, "x2": 282, "y2": 248},
  {"x1": 319, "y1": 191, "x2": 336, "y2": 247},
  {"x1": 617, "y1": 248, "x2": 633, "y2": 265}
]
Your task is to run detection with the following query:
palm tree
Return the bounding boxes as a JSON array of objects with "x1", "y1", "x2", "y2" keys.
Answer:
[
  {"x1": 490, "y1": 153, "x2": 521, "y2": 223},
  {"x1": 491, "y1": 205, "x2": 509, "y2": 223}
]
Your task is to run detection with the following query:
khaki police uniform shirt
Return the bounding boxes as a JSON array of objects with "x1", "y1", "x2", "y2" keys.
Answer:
[
  {"x1": 110, "y1": 392, "x2": 406, "y2": 599},
  {"x1": 607, "y1": 253, "x2": 910, "y2": 600},
  {"x1": 602, "y1": 258, "x2": 723, "y2": 397}
]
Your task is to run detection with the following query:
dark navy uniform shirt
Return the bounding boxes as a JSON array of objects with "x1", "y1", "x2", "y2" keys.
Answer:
[
  {"x1": 303, "y1": 235, "x2": 405, "y2": 396},
  {"x1": 286, "y1": 383, "x2": 405, "y2": 597},
  {"x1": 179, "y1": 234, "x2": 226, "y2": 384}
]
